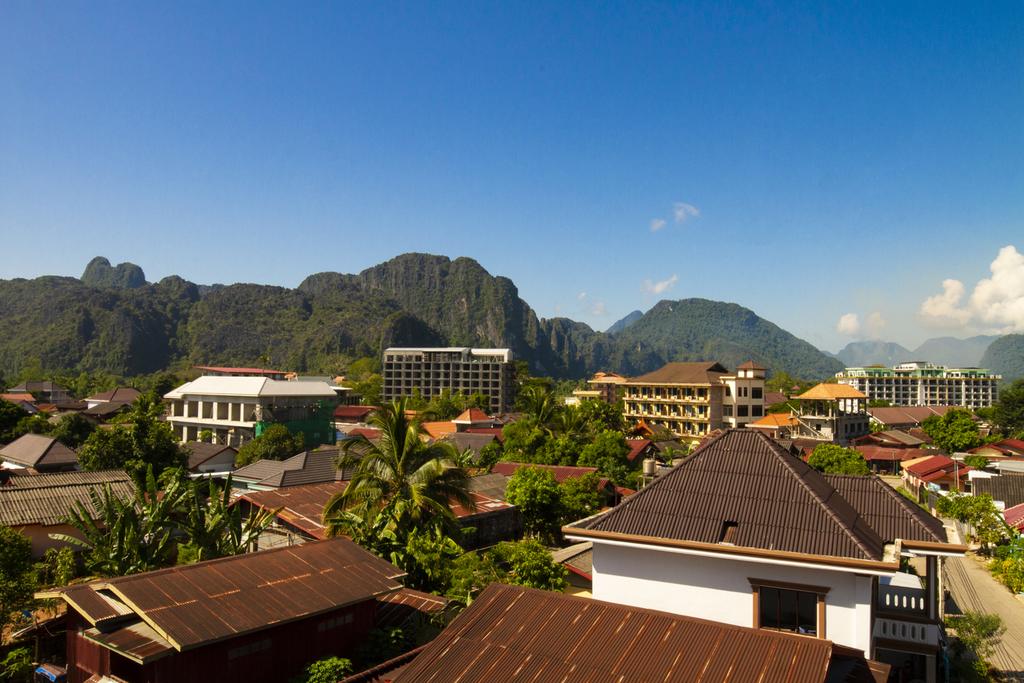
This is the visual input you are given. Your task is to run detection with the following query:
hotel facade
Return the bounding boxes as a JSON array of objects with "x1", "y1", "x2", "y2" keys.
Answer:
[{"x1": 836, "y1": 362, "x2": 1000, "y2": 409}]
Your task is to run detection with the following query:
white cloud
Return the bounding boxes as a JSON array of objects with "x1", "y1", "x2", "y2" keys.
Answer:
[
  {"x1": 650, "y1": 218, "x2": 667, "y2": 232},
  {"x1": 920, "y1": 245, "x2": 1024, "y2": 332},
  {"x1": 673, "y1": 202, "x2": 700, "y2": 224},
  {"x1": 577, "y1": 291, "x2": 588, "y2": 301},
  {"x1": 643, "y1": 274, "x2": 679, "y2": 296},
  {"x1": 865, "y1": 311, "x2": 887, "y2": 338},
  {"x1": 836, "y1": 313, "x2": 860, "y2": 336},
  {"x1": 590, "y1": 300, "x2": 607, "y2": 316}
]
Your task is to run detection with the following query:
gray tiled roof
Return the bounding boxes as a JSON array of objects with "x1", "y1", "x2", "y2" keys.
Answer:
[{"x1": 0, "y1": 469, "x2": 134, "y2": 526}]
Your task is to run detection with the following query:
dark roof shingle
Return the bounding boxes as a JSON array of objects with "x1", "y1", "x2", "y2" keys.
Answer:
[
  {"x1": 0, "y1": 434, "x2": 78, "y2": 469},
  {"x1": 625, "y1": 361, "x2": 729, "y2": 385},
  {"x1": 570, "y1": 429, "x2": 887, "y2": 562},
  {"x1": 974, "y1": 474, "x2": 1024, "y2": 508}
]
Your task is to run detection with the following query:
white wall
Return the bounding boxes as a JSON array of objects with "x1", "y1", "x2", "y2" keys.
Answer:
[{"x1": 591, "y1": 541, "x2": 874, "y2": 655}]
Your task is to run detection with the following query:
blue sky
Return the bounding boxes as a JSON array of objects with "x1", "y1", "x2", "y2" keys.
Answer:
[{"x1": 2, "y1": 2, "x2": 1021, "y2": 353}]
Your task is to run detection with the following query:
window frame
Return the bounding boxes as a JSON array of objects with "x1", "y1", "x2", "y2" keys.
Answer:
[{"x1": 748, "y1": 578, "x2": 829, "y2": 639}]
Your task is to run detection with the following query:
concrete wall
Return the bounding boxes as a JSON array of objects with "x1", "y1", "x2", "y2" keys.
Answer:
[{"x1": 591, "y1": 541, "x2": 874, "y2": 655}]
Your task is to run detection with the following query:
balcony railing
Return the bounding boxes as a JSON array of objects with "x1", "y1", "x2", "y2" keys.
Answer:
[
  {"x1": 877, "y1": 584, "x2": 927, "y2": 615},
  {"x1": 873, "y1": 618, "x2": 941, "y2": 646}
]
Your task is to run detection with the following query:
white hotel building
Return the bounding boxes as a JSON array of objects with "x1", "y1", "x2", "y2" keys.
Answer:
[{"x1": 836, "y1": 362, "x2": 1000, "y2": 409}]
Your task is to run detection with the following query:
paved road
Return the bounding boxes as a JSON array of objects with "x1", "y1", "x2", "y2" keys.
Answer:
[{"x1": 945, "y1": 553, "x2": 1024, "y2": 681}]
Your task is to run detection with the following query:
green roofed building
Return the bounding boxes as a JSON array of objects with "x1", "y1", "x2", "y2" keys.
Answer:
[{"x1": 836, "y1": 361, "x2": 1000, "y2": 409}]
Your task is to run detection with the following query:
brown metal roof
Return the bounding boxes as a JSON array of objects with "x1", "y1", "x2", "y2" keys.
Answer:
[
  {"x1": 0, "y1": 433, "x2": 78, "y2": 469},
  {"x1": 232, "y1": 448, "x2": 354, "y2": 487},
  {"x1": 0, "y1": 469, "x2": 134, "y2": 526},
  {"x1": 85, "y1": 387, "x2": 142, "y2": 403},
  {"x1": 625, "y1": 361, "x2": 729, "y2": 385},
  {"x1": 569, "y1": 429, "x2": 887, "y2": 562},
  {"x1": 823, "y1": 474, "x2": 947, "y2": 544},
  {"x1": 58, "y1": 538, "x2": 405, "y2": 652},
  {"x1": 375, "y1": 588, "x2": 449, "y2": 629},
  {"x1": 83, "y1": 621, "x2": 175, "y2": 664},
  {"x1": 236, "y1": 481, "x2": 348, "y2": 539},
  {"x1": 394, "y1": 584, "x2": 887, "y2": 683}
]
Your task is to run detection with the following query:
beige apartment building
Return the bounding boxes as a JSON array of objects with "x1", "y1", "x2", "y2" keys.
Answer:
[
  {"x1": 382, "y1": 347, "x2": 514, "y2": 414},
  {"x1": 621, "y1": 361, "x2": 766, "y2": 442},
  {"x1": 836, "y1": 362, "x2": 1000, "y2": 409}
]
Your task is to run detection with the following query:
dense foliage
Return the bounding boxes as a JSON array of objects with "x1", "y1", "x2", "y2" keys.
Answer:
[
  {"x1": 990, "y1": 378, "x2": 1024, "y2": 437},
  {"x1": 77, "y1": 394, "x2": 187, "y2": 479},
  {"x1": 936, "y1": 493, "x2": 1004, "y2": 548},
  {"x1": 946, "y1": 611, "x2": 1005, "y2": 680},
  {"x1": 806, "y1": 443, "x2": 870, "y2": 475},
  {"x1": 235, "y1": 423, "x2": 306, "y2": 467},
  {"x1": 980, "y1": 334, "x2": 1024, "y2": 383},
  {"x1": 292, "y1": 656, "x2": 353, "y2": 683},
  {"x1": 323, "y1": 401, "x2": 474, "y2": 589},
  {"x1": 0, "y1": 526, "x2": 36, "y2": 644},
  {"x1": 53, "y1": 470, "x2": 275, "y2": 577},
  {"x1": 505, "y1": 467, "x2": 603, "y2": 543},
  {"x1": 922, "y1": 408, "x2": 982, "y2": 454},
  {"x1": 0, "y1": 253, "x2": 843, "y2": 380}
]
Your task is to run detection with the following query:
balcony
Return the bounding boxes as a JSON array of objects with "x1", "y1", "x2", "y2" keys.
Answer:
[{"x1": 877, "y1": 583, "x2": 927, "y2": 616}]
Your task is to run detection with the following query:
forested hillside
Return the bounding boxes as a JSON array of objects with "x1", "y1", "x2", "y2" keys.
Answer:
[{"x1": 0, "y1": 254, "x2": 844, "y2": 381}]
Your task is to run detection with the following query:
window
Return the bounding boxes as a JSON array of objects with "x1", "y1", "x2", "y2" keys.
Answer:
[
  {"x1": 723, "y1": 405, "x2": 733, "y2": 417},
  {"x1": 751, "y1": 405, "x2": 763, "y2": 417},
  {"x1": 757, "y1": 587, "x2": 818, "y2": 636},
  {"x1": 750, "y1": 579, "x2": 827, "y2": 638},
  {"x1": 737, "y1": 405, "x2": 749, "y2": 417},
  {"x1": 752, "y1": 387, "x2": 763, "y2": 399}
]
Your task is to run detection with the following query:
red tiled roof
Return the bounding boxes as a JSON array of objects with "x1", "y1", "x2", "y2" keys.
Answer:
[
  {"x1": 346, "y1": 428, "x2": 382, "y2": 440},
  {"x1": 1004, "y1": 503, "x2": 1024, "y2": 531},
  {"x1": 0, "y1": 393, "x2": 36, "y2": 403},
  {"x1": 453, "y1": 408, "x2": 491, "y2": 423},
  {"x1": 491, "y1": 461, "x2": 600, "y2": 484},
  {"x1": 334, "y1": 405, "x2": 378, "y2": 420},
  {"x1": 855, "y1": 446, "x2": 931, "y2": 463},
  {"x1": 905, "y1": 456, "x2": 966, "y2": 479},
  {"x1": 625, "y1": 439, "x2": 653, "y2": 462}
]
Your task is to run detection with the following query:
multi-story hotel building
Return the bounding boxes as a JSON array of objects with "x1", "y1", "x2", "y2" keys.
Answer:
[
  {"x1": 621, "y1": 361, "x2": 766, "y2": 442},
  {"x1": 164, "y1": 376, "x2": 338, "y2": 447},
  {"x1": 382, "y1": 347, "x2": 514, "y2": 414},
  {"x1": 836, "y1": 362, "x2": 1000, "y2": 409}
]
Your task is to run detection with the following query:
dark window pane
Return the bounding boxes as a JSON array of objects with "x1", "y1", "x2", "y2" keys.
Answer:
[
  {"x1": 798, "y1": 592, "x2": 817, "y2": 635},
  {"x1": 759, "y1": 587, "x2": 779, "y2": 629},
  {"x1": 780, "y1": 589, "x2": 799, "y2": 630}
]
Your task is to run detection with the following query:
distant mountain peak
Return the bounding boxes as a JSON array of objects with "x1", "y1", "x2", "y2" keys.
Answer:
[
  {"x1": 606, "y1": 310, "x2": 643, "y2": 334},
  {"x1": 81, "y1": 256, "x2": 147, "y2": 289}
]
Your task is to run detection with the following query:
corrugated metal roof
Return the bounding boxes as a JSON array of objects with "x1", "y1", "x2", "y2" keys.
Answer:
[
  {"x1": 491, "y1": 462, "x2": 600, "y2": 484},
  {"x1": 394, "y1": 584, "x2": 887, "y2": 683},
  {"x1": 0, "y1": 434, "x2": 78, "y2": 468},
  {"x1": 236, "y1": 481, "x2": 348, "y2": 539},
  {"x1": 0, "y1": 470, "x2": 134, "y2": 526},
  {"x1": 57, "y1": 538, "x2": 405, "y2": 652},
  {"x1": 233, "y1": 449, "x2": 353, "y2": 488},
  {"x1": 823, "y1": 474, "x2": 946, "y2": 543},
  {"x1": 83, "y1": 621, "x2": 175, "y2": 664},
  {"x1": 570, "y1": 430, "x2": 886, "y2": 561},
  {"x1": 375, "y1": 588, "x2": 448, "y2": 629},
  {"x1": 974, "y1": 473, "x2": 1024, "y2": 508}
]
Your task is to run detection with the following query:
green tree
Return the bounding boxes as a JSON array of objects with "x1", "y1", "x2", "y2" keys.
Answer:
[
  {"x1": 0, "y1": 527, "x2": 35, "y2": 644},
  {"x1": 0, "y1": 647, "x2": 33, "y2": 681},
  {"x1": 807, "y1": 443, "x2": 870, "y2": 475},
  {"x1": 517, "y1": 385, "x2": 560, "y2": 426},
  {"x1": 963, "y1": 455, "x2": 989, "y2": 470},
  {"x1": 991, "y1": 378, "x2": 1024, "y2": 437},
  {"x1": 53, "y1": 470, "x2": 180, "y2": 576},
  {"x1": 37, "y1": 546, "x2": 77, "y2": 588},
  {"x1": 947, "y1": 611, "x2": 1005, "y2": 679},
  {"x1": 50, "y1": 412, "x2": 96, "y2": 448},
  {"x1": 578, "y1": 430, "x2": 634, "y2": 485},
  {"x1": 936, "y1": 493, "x2": 1005, "y2": 548},
  {"x1": 490, "y1": 539, "x2": 568, "y2": 591},
  {"x1": 576, "y1": 398, "x2": 626, "y2": 433},
  {"x1": 77, "y1": 395, "x2": 187, "y2": 480},
  {"x1": 235, "y1": 423, "x2": 305, "y2": 466},
  {"x1": 501, "y1": 417, "x2": 548, "y2": 462},
  {"x1": 559, "y1": 472, "x2": 603, "y2": 525},
  {"x1": 323, "y1": 400, "x2": 474, "y2": 584},
  {"x1": 445, "y1": 550, "x2": 502, "y2": 604},
  {"x1": 478, "y1": 439, "x2": 504, "y2": 470},
  {"x1": 505, "y1": 466, "x2": 562, "y2": 543},
  {"x1": 294, "y1": 656, "x2": 353, "y2": 683},
  {"x1": 922, "y1": 408, "x2": 982, "y2": 454},
  {"x1": 0, "y1": 399, "x2": 29, "y2": 442},
  {"x1": 13, "y1": 413, "x2": 52, "y2": 438},
  {"x1": 175, "y1": 475, "x2": 277, "y2": 563}
]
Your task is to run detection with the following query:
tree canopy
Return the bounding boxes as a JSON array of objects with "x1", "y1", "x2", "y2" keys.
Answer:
[
  {"x1": 0, "y1": 526, "x2": 35, "y2": 644},
  {"x1": 235, "y1": 423, "x2": 305, "y2": 467},
  {"x1": 77, "y1": 394, "x2": 187, "y2": 480},
  {"x1": 922, "y1": 408, "x2": 982, "y2": 454},
  {"x1": 807, "y1": 443, "x2": 870, "y2": 475},
  {"x1": 991, "y1": 378, "x2": 1024, "y2": 438}
]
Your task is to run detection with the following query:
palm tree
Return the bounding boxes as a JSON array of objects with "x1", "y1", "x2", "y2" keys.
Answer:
[
  {"x1": 518, "y1": 384, "x2": 560, "y2": 427},
  {"x1": 322, "y1": 400, "x2": 475, "y2": 547}
]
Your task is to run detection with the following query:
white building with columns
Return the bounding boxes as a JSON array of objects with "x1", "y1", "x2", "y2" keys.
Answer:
[
  {"x1": 565, "y1": 429, "x2": 964, "y2": 683},
  {"x1": 164, "y1": 376, "x2": 338, "y2": 446}
]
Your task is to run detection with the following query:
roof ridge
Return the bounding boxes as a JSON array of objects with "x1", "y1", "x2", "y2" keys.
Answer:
[{"x1": 764, "y1": 432, "x2": 884, "y2": 560}]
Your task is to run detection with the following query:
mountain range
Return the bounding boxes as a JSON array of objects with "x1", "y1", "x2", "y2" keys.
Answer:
[
  {"x1": 1, "y1": 253, "x2": 1003, "y2": 383},
  {"x1": 835, "y1": 335, "x2": 1000, "y2": 369}
]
